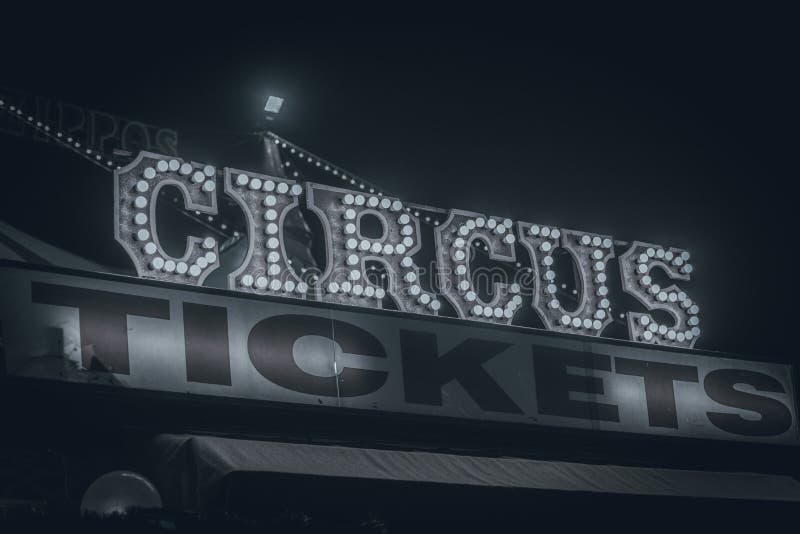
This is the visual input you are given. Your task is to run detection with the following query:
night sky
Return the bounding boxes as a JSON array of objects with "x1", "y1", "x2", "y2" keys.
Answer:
[{"x1": 0, "y1": 8, "x2": 796, "y2": 360}]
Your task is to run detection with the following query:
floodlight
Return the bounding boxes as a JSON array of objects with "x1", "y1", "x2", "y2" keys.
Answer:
[{"x1": 264, "y1": 95, "x2": 284, "y2": 114}]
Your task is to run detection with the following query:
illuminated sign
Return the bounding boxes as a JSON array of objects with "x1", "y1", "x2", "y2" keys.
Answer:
[
  {"x1": 0, "y1": 263, "x2": 794, "y2": 445},
  {"x1": 116, "y1": 152, "x2": 701, "y2": 349}
]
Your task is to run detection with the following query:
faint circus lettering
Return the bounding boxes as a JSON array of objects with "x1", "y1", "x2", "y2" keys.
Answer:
[{"x1": 0, "y1": 88, "x2": 179, "y2": 156}]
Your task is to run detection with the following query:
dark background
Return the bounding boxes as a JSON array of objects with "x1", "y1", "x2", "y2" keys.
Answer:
[
  {"x1": 0, "y1": 7, "x2": 796, "y2": 360},
  {"x1": 1, "y1": 9, "x2": 799, "y2": 527}
]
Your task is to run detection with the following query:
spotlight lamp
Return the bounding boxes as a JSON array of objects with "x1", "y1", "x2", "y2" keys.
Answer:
[{"x1": 264, "y1": 95, "x2": 284, "y2": 121}]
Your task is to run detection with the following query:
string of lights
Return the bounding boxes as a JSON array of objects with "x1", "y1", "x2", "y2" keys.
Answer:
[
  {"x1": 268, "y1": 131, "x2": 390, "y2": 197},
  {"x1": 0, "y1": 96, "x2": 237, "y2": 247},
  {"x1": 0, "y1": 98, "x2": 116, "y2": 171},
  {"x1": 270, "y1": 132, "x2": 455, "y2": 232}
]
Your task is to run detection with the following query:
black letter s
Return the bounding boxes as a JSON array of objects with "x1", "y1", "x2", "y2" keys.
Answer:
[{"x1": 704, "y1": 369, "x2": 792, "y2": 437}]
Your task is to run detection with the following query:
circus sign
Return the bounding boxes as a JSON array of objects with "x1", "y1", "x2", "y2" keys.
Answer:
[{"x1": 115, "y1": 152, "x2": 701, "y2": 349}]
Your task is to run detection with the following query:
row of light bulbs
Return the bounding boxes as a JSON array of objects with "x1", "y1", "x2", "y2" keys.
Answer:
[
  {"x1": 528, "y1": 227, "x2": 613, "y2": 331},
  {"x1": 231, "y1": 172, "x2": 308, "y2": 295},
  {"x1": 0, "y1": 99, "x2": 116, "y2": 171},
  {"x1": 634, "y1": 246, "x2": 700, "y2": 343},
  {"x1": 271, "y1": 133, "x2": 446, "y2": 226},
  {"x1": 135, "y1": 160, "x2": 220, "y2": 277},
  {"x1": 448, "y1": 217, "x2": 522, "y2": 320},
  {"x1": 335, "y1": 193, "x2": 442, "y2": 310}
]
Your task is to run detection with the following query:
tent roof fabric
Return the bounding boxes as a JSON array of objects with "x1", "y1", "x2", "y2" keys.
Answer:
[
  {"x1": 148, "y1": 434, "x2": 800, "y2": 511},
  {"x1": 0, "y1": 220, "x2": 111, "y2": 272}
]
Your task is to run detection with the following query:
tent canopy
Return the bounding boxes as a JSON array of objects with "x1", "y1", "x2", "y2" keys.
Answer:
[{"x1": 148, "y1": 434, "x2": 800, "y2": 512}]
